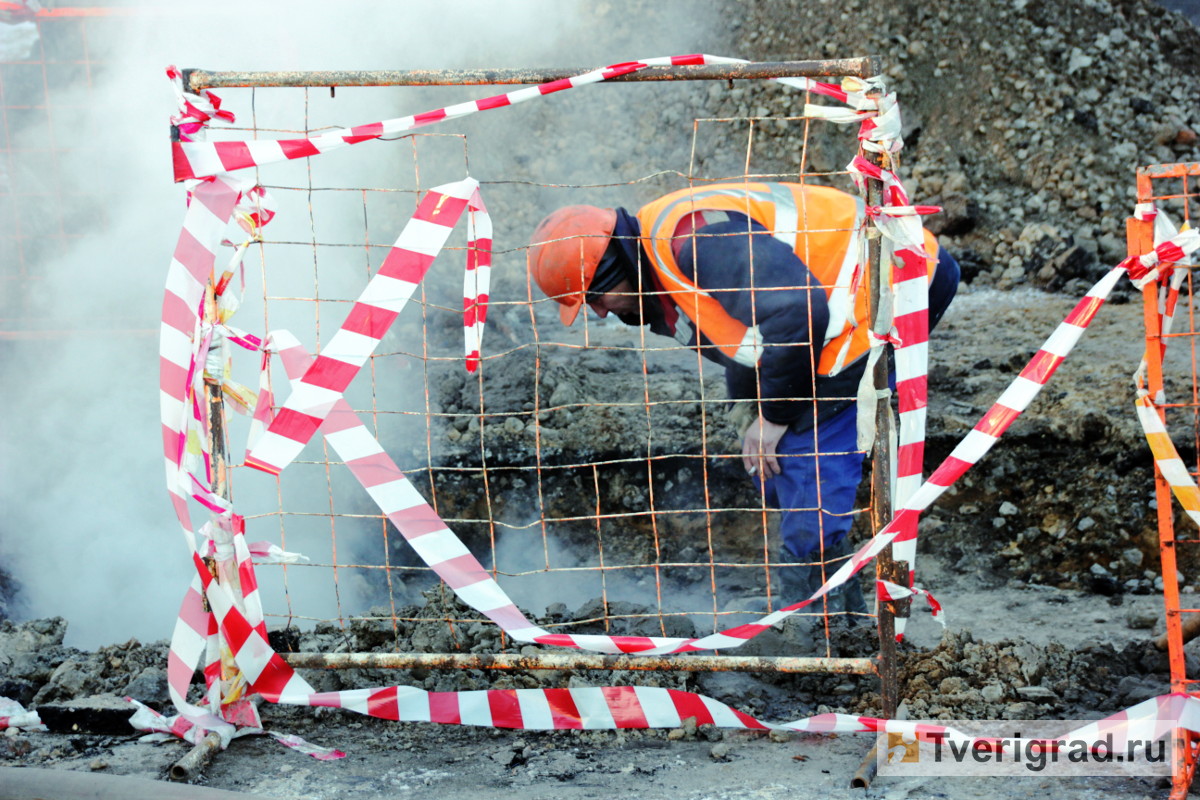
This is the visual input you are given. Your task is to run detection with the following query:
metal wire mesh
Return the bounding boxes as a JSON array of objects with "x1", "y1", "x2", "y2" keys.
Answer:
[{"x1": 192, "y1": 70, "x2": 882, "y2": 663}]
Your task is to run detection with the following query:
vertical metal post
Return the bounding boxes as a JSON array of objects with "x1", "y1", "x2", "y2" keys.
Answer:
[
  {"x1": 866, "y1": 204, "x2": 901, "y2": 720},
  {"x1": 204, "y1": 287, "x2": 232, "y2": 500},
  {"x1": 171, "y1": 282, "x2": 242, "y2": 782},
  {"x1": 863, "y1": 129, "x2": 908, "y2": 723},
  {"x1": 1130, "y1": 193, "x2": 1194, "y2": 800},
  {"x1": 201, "y1": 282, "x2": 246, "y2": 692}
]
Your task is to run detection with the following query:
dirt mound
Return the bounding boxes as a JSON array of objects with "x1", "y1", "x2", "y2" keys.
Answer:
[
  {"x1": 736, "y1": 0, "x2": 1200, "y2": 291},
  {"x1": 886, "y1": 628, "x2": 1175, "y2": 720},
  {"x1": 0, "y1": 618, "x2": 170, "y2": 712}
]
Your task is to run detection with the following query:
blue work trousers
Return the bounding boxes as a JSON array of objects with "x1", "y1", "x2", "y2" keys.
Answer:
[{"x1": 758, "y1": 402, "x2": 864, "y2": 561}]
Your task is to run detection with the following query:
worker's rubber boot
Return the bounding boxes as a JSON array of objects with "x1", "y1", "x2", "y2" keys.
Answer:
[
  {"x1": 776, "y1": 539, "x2": 867, "y2": 622},
  {"x1": 825, "y1": 536, "x2": 868, "y2": 619}
]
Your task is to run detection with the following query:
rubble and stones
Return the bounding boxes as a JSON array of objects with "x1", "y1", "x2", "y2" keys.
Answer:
[{"x1": 733, "y1": 0, "x2": 1200, "y2": 295}]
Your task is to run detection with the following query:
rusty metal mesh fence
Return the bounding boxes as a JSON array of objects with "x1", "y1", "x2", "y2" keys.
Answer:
[{"x1": 189, "y1": 68, "x2": 885, "y2": 667}]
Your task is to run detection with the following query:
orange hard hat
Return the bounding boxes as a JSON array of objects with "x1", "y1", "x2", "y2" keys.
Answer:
[{"x1": 527, "y1": 205, "x2": 617, "y2": 326}]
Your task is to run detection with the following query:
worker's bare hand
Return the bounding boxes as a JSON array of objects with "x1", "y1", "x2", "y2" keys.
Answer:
[{"x1": 741, "y1": 414, "x2": 788, "y2": 479}]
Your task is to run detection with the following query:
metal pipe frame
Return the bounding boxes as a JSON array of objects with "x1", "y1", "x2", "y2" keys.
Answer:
[
  {"x1": 182, "y1": 60, "x2": 893, "y2": 792},
  {"x1": 1135, "y1": 163, "x2": 1199, "y2": 800},
  {"x1": 283, "y1": 651, "x2": 877, "y2": 675},
  {"x1": 183, "y1": 58, "x2": 882, "y2": 92},
  {"x1": 863, "y1": 137, "x2": 907, "y2": 721}
]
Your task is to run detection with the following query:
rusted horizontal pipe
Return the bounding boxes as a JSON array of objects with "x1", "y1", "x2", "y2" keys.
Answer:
[
  {"x1": 283, "y1": 651, "x2": 877, "y2": 675},
  {"x1": 184, "y1": 58, "x2": 882, "y2": 92},
  {"x1": 1139, "y1": 162, "x2": 1200, "y2": 180}
]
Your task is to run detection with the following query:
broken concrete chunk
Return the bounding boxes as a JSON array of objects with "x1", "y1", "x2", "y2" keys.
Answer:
[
  {"x1": 37, "y1": 694, "x2": 137, "y2": 735},
  {"x1": 1014, "y1": 685, "x2": 1059, "y2": 702}
]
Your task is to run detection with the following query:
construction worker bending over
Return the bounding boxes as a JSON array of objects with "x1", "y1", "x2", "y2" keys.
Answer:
[{"x1": 527, "y1": 182, "x2": 959, "y2": 616}]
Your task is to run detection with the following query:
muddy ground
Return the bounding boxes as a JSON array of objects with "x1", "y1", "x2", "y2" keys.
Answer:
[{"x1": 5, "y1": 0, "x2": 1200, "y2": 798}]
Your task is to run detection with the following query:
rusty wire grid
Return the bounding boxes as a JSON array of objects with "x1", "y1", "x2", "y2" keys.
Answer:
[{"x1": 199, "y1": 69, "x2": 887, "y2": 668}]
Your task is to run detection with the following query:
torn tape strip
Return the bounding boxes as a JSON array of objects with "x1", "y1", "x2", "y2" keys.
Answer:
[
  {"x1": 1136, "y1": 391, "x2": 1200, "y2": 530},
  {"x1": 877, "y1": 580, "x2": 944, "y2": 627},
  {"x1": 1132, "y1": 204, "x2": 1190, "y2": 403},
  {"x1": 243, "y1": 177, "x2": 489, "y2": 478},
  {"x1": 463, "y1": 192, "x2": 493, "y2": 372},
  {"x1": 0, "y1": 697, "x2": 43, "y2": 731},
  {"x1": 227, "y1": 264, "x2": 1123, "y2": 659},
  {"x1": 1124, "y1": 227, "x2": 1200, "y2": 288},
  {"x1": 166, "y1": 65, "x2": 234, "y2": 143},
  {"x1": 128, "y1": 697, "x2": 343, "y2": 760},
  {"x1": 170, "y1": 54, "x2": 875, "y2": 182}
]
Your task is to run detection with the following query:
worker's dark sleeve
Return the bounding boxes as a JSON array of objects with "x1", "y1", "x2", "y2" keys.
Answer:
[
  {"x1": 928, "y1": 246, "x2": 960, "y2": 330},
  {"x1": 678, "y1": 219, "x2": 829, "y2": 426}
]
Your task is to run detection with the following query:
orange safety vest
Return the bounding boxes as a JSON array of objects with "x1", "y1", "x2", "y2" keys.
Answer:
[{"x1": 636, "y1": 182, "x2": 940, "y2": 375}]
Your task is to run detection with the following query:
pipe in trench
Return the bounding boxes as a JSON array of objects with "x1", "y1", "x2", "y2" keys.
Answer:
[
  {"x1": 850, "y1": 737, "x2": 882, "y2": 789},
  {"x1": 850, "y1": 700, "x2": 907, "y2": 790}
]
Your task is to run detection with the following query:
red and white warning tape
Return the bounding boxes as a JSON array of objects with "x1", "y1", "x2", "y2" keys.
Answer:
[
  {"x1": 1132, "y1": 203, "x2": 1200, "y2": 528},
  {"x1": 166, "y1": 65, "x2": 234, "y2": 143},
  {"x1": 876, "y1": 580, "x2": 944, "y2": 627},
  {"x1": 243, "y1": 177, "x2": 489, "y2": 476},
  {"x1": 147, "y1": 488, "x2": 1200, "y2": 752},
  {"x1": 151, "y1": 54, "x2": 930, "y2": 750},
  {"x1": 151, "y1": 220, "x2": 1151, "y2": 753},
  {"x1": 169, "y1": 55, "x2": 871, "y2": 183},
  {"x1": 155, "y1": 53, "x2": 1200, "y2": 754},
  {"x1": 1137, "y1": 391, "x2": 1200, "y2": 529},
  {"x1": 847, "y1": 154, "x2": 939, "y2": 640},
  {"x1": 0, "y1": 697, "x2": 43, "y2": 732},
  {"x1": 285, "y1": 691, "x2": 1200, "y2": 751}
]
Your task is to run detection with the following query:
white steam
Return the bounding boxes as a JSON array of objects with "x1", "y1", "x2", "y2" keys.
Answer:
[{"x1": 0, "y1": 1, "x2": 727, "y2": 647}]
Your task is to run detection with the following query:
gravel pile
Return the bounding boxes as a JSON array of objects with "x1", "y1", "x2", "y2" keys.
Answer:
[
  {"x1": 733, "y1": 0, "x2": 1200, "y2": 292},
  {"x1": 0, "y1": 618, "x2": 170, "y2": 711},
  {"x1": 885, "y1": 628, "x2": 1177, "y2": 719}
]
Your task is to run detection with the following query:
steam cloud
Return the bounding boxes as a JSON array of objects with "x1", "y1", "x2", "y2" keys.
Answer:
[{"x1": 0, "y1": 1, "x2": 721, "y2": 647}]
